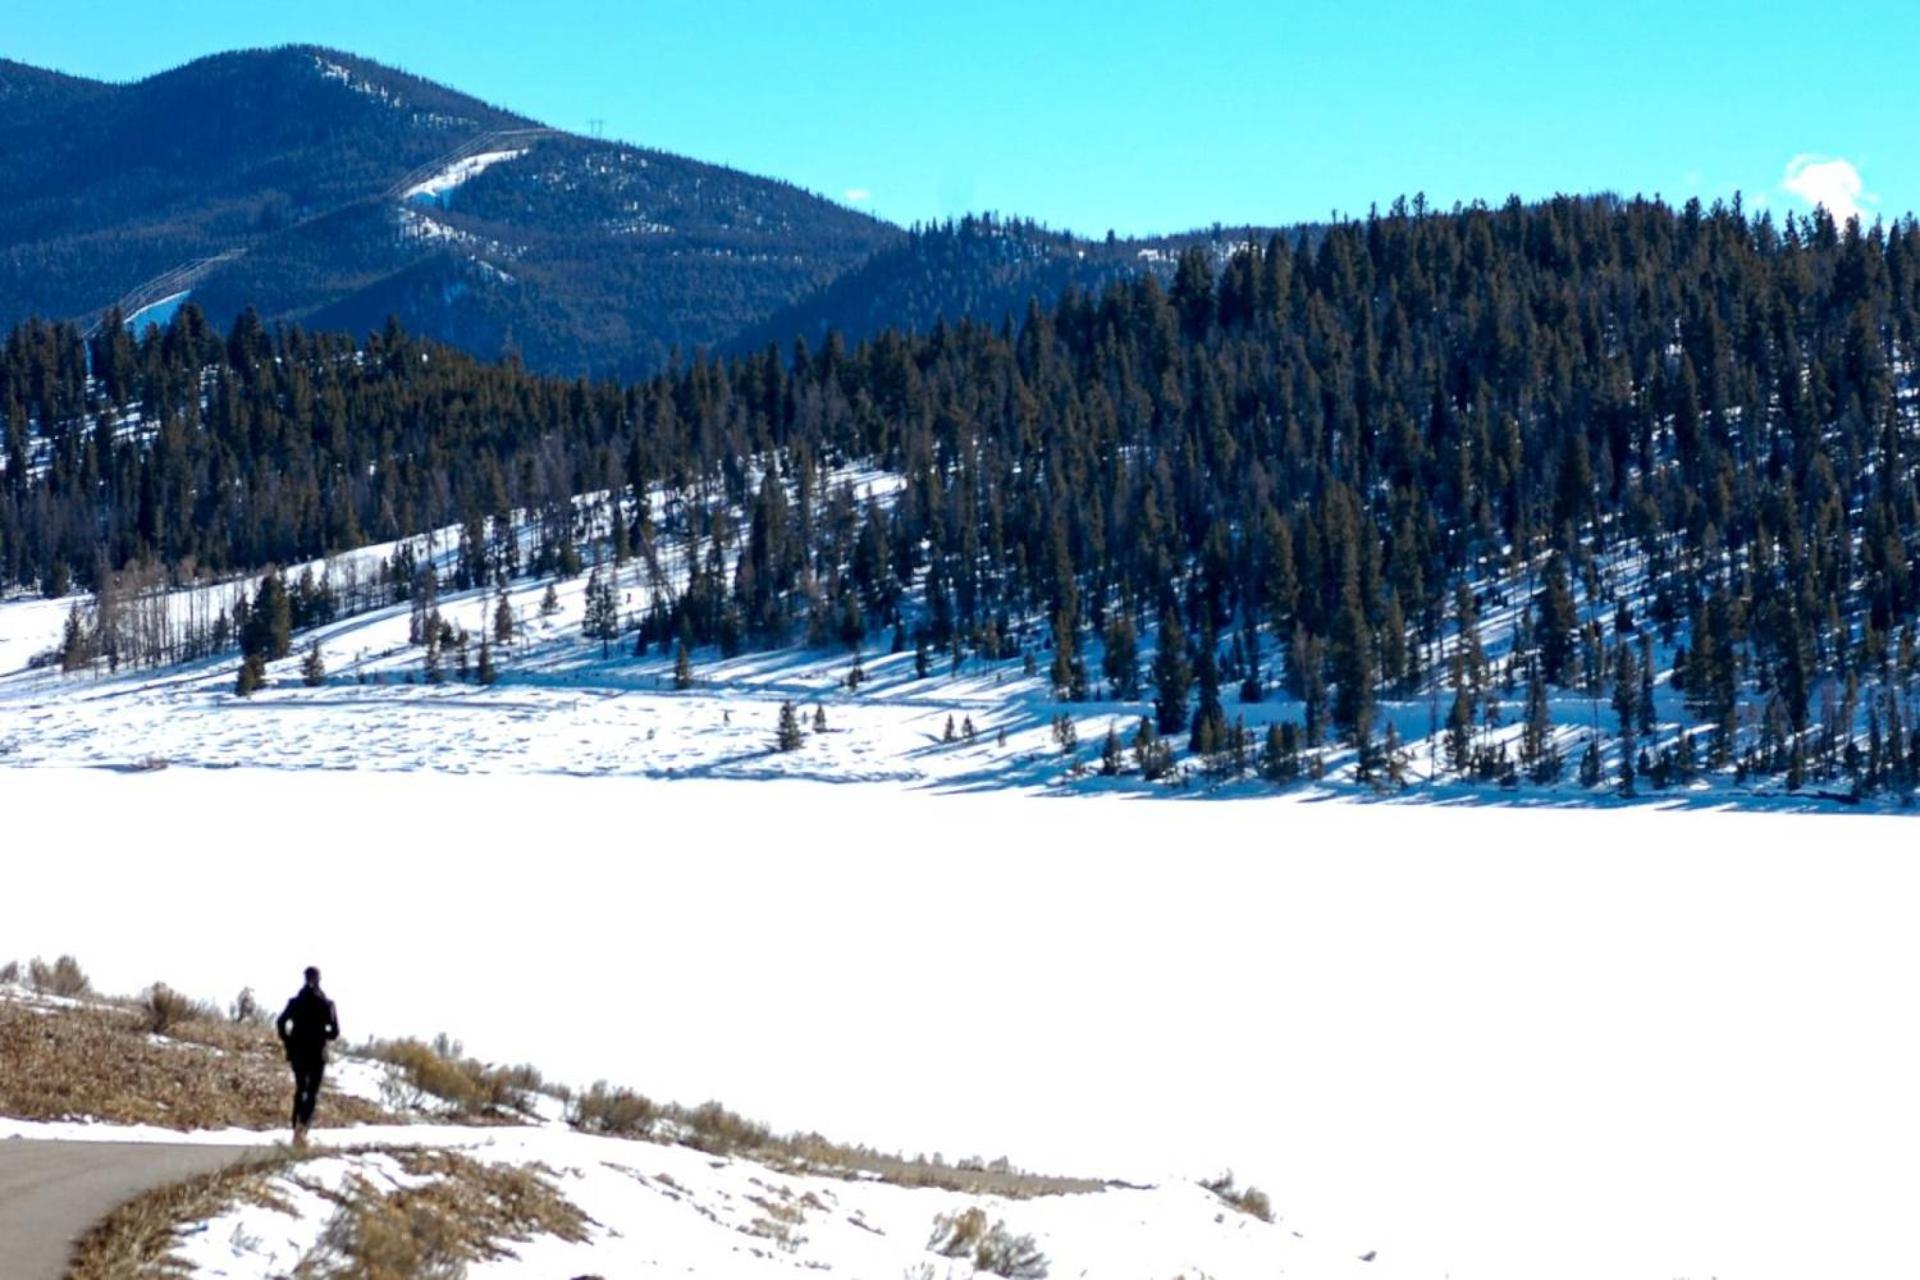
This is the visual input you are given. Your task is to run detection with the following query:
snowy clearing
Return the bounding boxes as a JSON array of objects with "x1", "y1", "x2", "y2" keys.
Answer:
[
  {"x1": 4, "y1": 771, "x2": 1918, "y2": 1279},
  {"x1": 402, "y1": 148, "x2": 527, "y2": 204}
]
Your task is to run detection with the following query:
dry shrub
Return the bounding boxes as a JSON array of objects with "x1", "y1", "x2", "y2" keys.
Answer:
[
  {"x1": 927, "y1": 1206, "x2": 1048, "y2": 1279},
  {"x1": 304, "y1": 1150, "x2": 591, "y2": 1279},
  {"x1": 568, "y1": 1080, "x2": 658, "y2": 1136},
  {"x1": 140, "y1": 982, "x2": 219, "y2": 1036},
  {"x1": 230, "y1": 986, "x2": 265, "y2": 1025},
  {"x1": 29, "y1": 953, "x2": 90, "y2": 997},
  {"x1": 368, "y1": 1038, "x2": 521, "y2": 1118},
  {"x1": 1201, "y1": 1171, "x2": 1274, "y2": 1222},
  {"x1": 0, "y1": 959, "x2": 18, "y2": 985},
  {"x1": 680, "y1": 1099, "x2": 772, "y2": 1154}
]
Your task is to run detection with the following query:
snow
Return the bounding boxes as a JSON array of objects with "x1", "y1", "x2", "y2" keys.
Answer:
[
  {"x1": 126, "y1": 290, "x2": 191, "y2": 332},
  {"x1": 168, "y1": 1152, "x2": 413, "y2": 1279},
  {"x1": 3, "y1": 772, "x2": 1920, "y2": 1279},
  {"x1": 396, "y1": 205, "x2": 482, "y2": 247},
  {"x1": 0, "y1": 1112, "x2": 1394, "y2": 1279},
  {"x1": 401, "y1": 148, "x2": 527, "y2": 206}
]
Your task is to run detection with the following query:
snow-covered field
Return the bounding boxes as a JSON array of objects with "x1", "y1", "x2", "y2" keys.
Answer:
[{"x1": 5, "y1": 771, "x2": 1919, "y2": 1279}]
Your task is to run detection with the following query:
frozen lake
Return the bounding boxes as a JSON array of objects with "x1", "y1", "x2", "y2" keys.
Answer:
[{"x1": 4, "y1": 768, "x2": 1916, "y2": 1279}]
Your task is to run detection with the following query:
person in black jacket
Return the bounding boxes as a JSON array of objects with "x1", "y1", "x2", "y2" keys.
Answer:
[{"x1": 276, "y1": 966, "x2": 339, "y2": 1143}]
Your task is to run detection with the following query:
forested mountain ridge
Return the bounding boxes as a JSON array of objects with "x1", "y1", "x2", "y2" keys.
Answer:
[
  {"x1": 9, "y1": 193, "x2": 1920, "y2": 797},
  {"x1": 729, "y1": 214, "x2": 1293, "y2": 352},
  {"x1": 0, "y1": 57, "x2": 111, "y2": 129},
  {"x1": 0, "y1": 47, "x2": 898, "y2": 378}
]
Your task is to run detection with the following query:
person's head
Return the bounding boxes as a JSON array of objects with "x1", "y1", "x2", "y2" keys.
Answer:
[{"x1": 303, "y1": 966, "x2": 321, "y2": 990}]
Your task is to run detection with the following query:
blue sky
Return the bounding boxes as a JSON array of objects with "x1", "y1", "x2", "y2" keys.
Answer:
[{"x1": 10, "y1": 0, "x2": 1916, "y2": 236}]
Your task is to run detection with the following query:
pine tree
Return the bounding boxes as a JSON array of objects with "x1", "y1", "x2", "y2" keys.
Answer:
[
  {"x1": 1189, "y1": 634, "x2": 1228, "y2": 757},
  {"x1": 1329, "y1": 553, "x2": 1375, "y2": 745},
  {"x1": 1101, "y1": 612, "x2": 1140, "y2": 699},
  {"x1": 812, "y1": 703, "x2": 828, "y2": 733},
  {"x1": 245, "y1": 570, "x2": 293, "y2": 661},
  {"x1": 1152, "y1": 610, "x2": 1192, "y2": 734},
  {"x1": 673, "y1": 641, "x2": 694, "y2": 690},
  {"x1": 944, "y1": 714, "x2": 957, "y2": 743},
  {"x1": 1578, "y1": 735, "x2": 1603, "y2": 787},
  {"x1": 1536, "y1": 553, "x2": 1578, "y2": 686},
  {"x1": 1100, "y1": 723, "x2": 1124, "y2": 775},
  {"x1": 494, "y1": 591, "x2": 515, "y2": 644},
  {"x1": 776, "y1": 700, "x2": 804, "y2": 751},
  {"x1": 540, "y1": 582, "x2": 561, "y2": 617},
  {"x1": 300, "y1": 641, "x2": 325, "y2": 688},
  {"x1": 477, "y1": 635, "x2": 497, "y2": 686},
  {"x1": 1133, "y1": 716, "x2": 1173, "y2": 780},
  {"x1": 1446, "y1": 671, "x2": 1474, "y2": 773},
  {"x1": 59, "y1": 602, "x2": 90, "y2": 673},
  {"x1": 235, "y1": 654, "x2": 266, "y2": 697},
  {"x1": 583, "y1": 567, "x2": 620, "y2": 658},
  {"x1": 1612, "y1": 642, "x2": 1640, "y2": 777}
]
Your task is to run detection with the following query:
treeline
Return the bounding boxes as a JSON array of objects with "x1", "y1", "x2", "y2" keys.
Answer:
[{"x1": 8, "y1": 192, "x2": 1920, "y2": 792}]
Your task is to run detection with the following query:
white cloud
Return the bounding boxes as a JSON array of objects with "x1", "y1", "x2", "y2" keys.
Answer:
[
  {"x1": 843, "y1": 187, "x2": 872, "y2": 204},
  {"x1": 1782, "y1": 154, "x2": 1876, "y2": 225}
]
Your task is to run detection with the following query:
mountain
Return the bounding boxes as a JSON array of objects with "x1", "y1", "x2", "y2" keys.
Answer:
[{"x1": 0, "y1": 46, "x2": 899, "y2": 378}]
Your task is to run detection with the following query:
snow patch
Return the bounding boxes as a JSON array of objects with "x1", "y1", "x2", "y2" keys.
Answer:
[{"x1": 402, "y1": 149, "x2": 528, "y2": 206}]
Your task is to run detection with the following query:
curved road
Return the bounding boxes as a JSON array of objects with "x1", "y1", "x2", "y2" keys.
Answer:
[{"x1": 0, "y1": 1139, "x2": 267, "y2": 1279}]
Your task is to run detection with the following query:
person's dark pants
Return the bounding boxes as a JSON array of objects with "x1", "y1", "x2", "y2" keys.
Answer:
[{"x1": 290, "y1": 1056, "x2": 325, "y2": 1129}]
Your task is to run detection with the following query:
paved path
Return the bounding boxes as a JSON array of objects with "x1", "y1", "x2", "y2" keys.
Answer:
[{"x1": 0, "y1": 1139, "x2": 267, "y2": 1279}]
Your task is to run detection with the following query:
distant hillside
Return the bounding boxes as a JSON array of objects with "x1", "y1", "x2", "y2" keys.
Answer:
[
  {"x1": 0, "y1": 46, "x2": 899, "y2": 378},
  {"x1": 735, "y1": 215, "x2": 1294, "y2": 352}
]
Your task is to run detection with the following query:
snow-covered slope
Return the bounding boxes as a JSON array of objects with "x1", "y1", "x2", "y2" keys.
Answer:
[
  {"x1": 2, "y1": 1114, "x2": 1398, "y2": 1280},
  {"x1": 0, "y1": 470, "x2": 1906, "y2": 812},
  {"x1": 401, "y1": 147, "x2": 527, "y2": 204}
]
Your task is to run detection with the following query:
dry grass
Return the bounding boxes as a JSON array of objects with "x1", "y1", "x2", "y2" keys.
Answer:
[
  {"x1": 927, "y1": 1206, "x2": 1049, "y2": 1278},
  {"x1": 6, "y1": 957, "x2": 1104, "y2": 1207},
  {"x1": 0, "y1": 992, "x2": 388, "y2": 1131},
  {"x1": 66, "y1": 1147, "x2": 589, "y2": 1280},
  {"x1": 138, "y1": 983, "x2": 221, "y2": 1037},
  {"x1": 770, "y1": 1134, "x2": 1108, "y2": 1198},
  {"x1": 1202, "y1": 1171, "x2": 1275, "y2": 1222},
  {"x1": 363, "y1": 1038, "x2": 545, "y2": 1121},
  {"x1": 297, "y1": 1149, "x2": 592, "y2": 1279},
  {"x1": 568, "y1": 1080, "x2": 658, "y2": 1136},
  {"x1": 66, "y1": 1150, "x2": 298, "y2": 1280}
]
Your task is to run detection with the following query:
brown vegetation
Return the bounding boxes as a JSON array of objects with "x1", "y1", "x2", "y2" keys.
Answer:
[
  {"x1": 0, "y1": 988, "x2": 387, "y2": 1131},
  {"x1": 28, "y1": 954, "x2": 91, "y2": 998},
  {"x1": 1202, "y1": 1171, "x2": 1275, "y2": 1222},
  {"x1": 65, "y1": 1147, "x2": 590, "y2": 1280},
  {"x1": 362, "y1": 1037, "x2": 551, "y2": 1121},
  {"x1": 300, "y1": 1149, "x2": 591, "y2": 1280},
  {"x1": 927, "y1": 1206, "x2": 1049, "y2": 1278},
  {"x1": 66, "y1": 1150, "x2": 298, "y2": 1280},
  {"x1": 568, "y1": 1080, "x2": 658, "y2": 1137}
]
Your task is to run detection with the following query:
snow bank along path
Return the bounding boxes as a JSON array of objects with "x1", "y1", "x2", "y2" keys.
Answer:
[
  {"x1": 0, "y1": 1118, "x2": 1399, "y2": 1280},
  {"x1": 0, "y1": 1139, "x2": 268, "y2": 1280}
]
